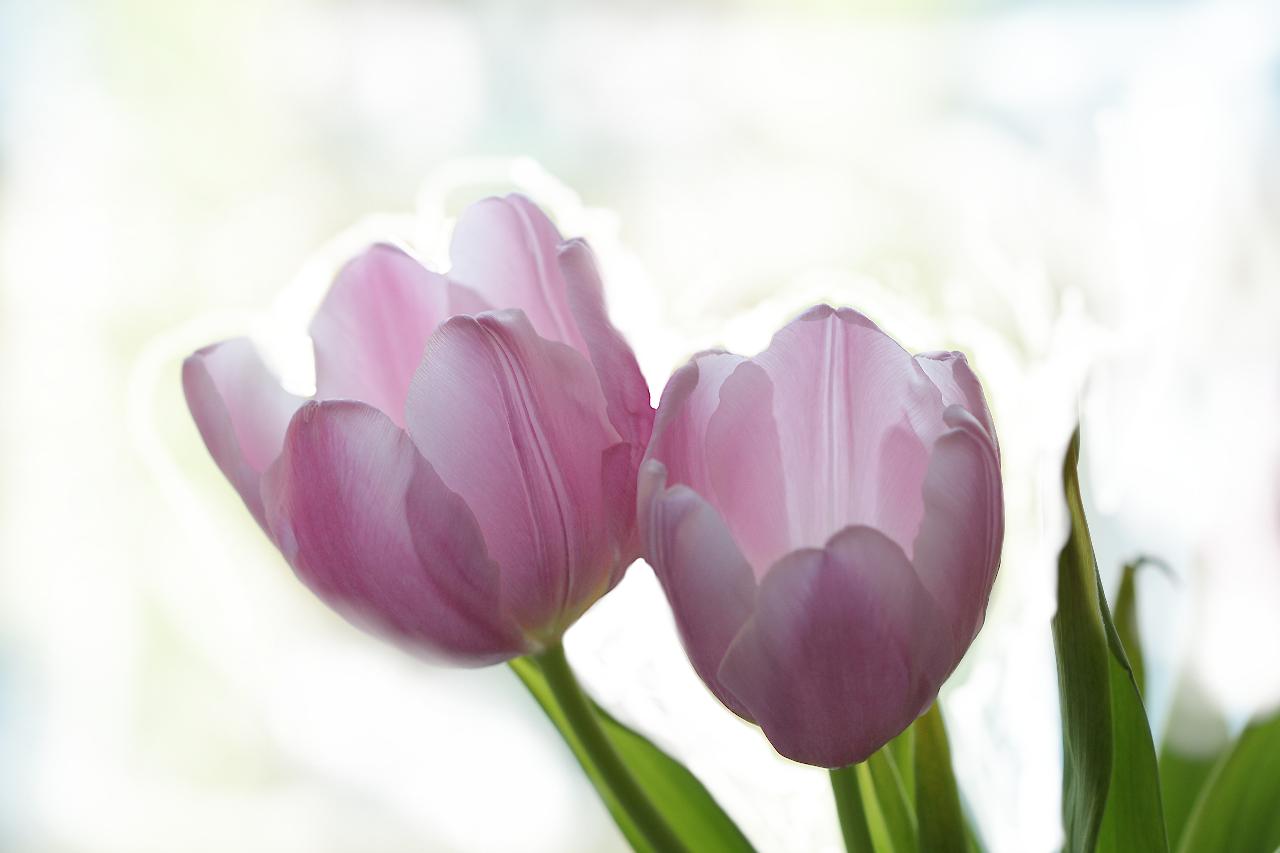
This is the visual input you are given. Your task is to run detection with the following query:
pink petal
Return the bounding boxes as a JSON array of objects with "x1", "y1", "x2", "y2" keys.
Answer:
[
  {"x1": 405, "y1": 310, "x2": 625, "y2": 638},
  {"x1": 717, "y1": 526, "x2": 951, "y2": 767},
  {"x1": 910, "y1": 405, "x2": 1004, "y2": 661},
  {"x1": 914, "y1": 351, "x2": 998, "y2": 451},
  {"x1": 638, "y1": 461, "x2": 757, "y2": 719},
  {"x1": 704, "y1": 361, "x2": 792, "y2": 574},
  {"x1": 753, "y1": 306, "x2": 944, "y2": 554},
  {"x1": 600, "y1": 441, "x2": 641, "y2": 591},
  {"x1": 447, "y1": 195, "x2": 588, "y2": 354},
  {"x1": 557, "y1": 238, "x2": 655, "y2": 455},
  {"x1": 310, "y1": 244, "x2": 489, "y2": 426},
  {"x1": 643, "y1": 350, "x2": 748, "y2": 500},
  {"x1": 261, "y1": 400, "x2": 526, "y2": 664},
  {"x1": 182, "y1": 338, "x2": 304, "y2": 530}
]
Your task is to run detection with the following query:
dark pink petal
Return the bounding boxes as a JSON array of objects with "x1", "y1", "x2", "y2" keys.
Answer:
[
  {"x1": 600, "y1": 441, "x2": 641, "y2": 589},
  {"x1": 310, "y1": 244, "x2": 489, "y2": 426},
  {"x1": 405, "y1": 310, "x2": 624, "y2": 638},
  {"x1": 753, "y1": 306, "x2": 944, "y2": 554},
  {"x1": 557, "y1": 239, "x2": 655, "y2": 454},
  {"x1": 261, "y1": 400, "x2": 526, "y2": 664},
  {"x1": 914, "y1": 351, "x2": 997, "y2": 451},
  {"x1": 638, "y1": 461, "x2": 757, "y2": 719},
  {"x1": 704, "y1": 361, "x2": 792, "y2": 574},
  {"x1": 717, "y1": 526, "x2": 951, "y2": 767},
  {"x1": 910, "y1": 406, "x2": 1004, "y2": 661},
  {"x1": 182, "y1": 338, "x2": 304, "y2": 530},
  {"x1": 447, "y1": 195, "x2": 588, "y2": 354}
]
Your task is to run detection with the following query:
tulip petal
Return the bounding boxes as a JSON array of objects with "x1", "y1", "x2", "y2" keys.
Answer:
[
  {"x1": 915, "y1": 351, "x2": 997, "y2": 450},
  {"x1": 704, "y1": 361, "x2": 792, "y2": 574},
  {"x1": 310, "y1": 244, "x2": 489, "y2": 426},
  {"x1": 182, "y1": 338, "x2": 304, "y2": 530},
  {"x1": 910, "y1": 405, "x2": 1004, "y2": 659},
  {"x1": 753, "y1": 305, "x2": 945, "y2": 554},
  {"x1": 644, "y1": 351, "x2": 749, "y2": 499},
  {"x1": 638, "y1": 461, "x2": 757, "y2": 719},
  {"x1": 405, "y1": 310, "x2": 624, "y2": 637},
  {"x1": 261, "y1": 400, "x2": 526, "y2": 664},
  {"x1": 556, "y1": 238, "x2": 655, "y2": 454},
  {"x1": 448, "y1": 195, "x2": 588, "y2": 354},
  {"x1": 717, "y1": 525, "x2": 950, "y2": 767}
]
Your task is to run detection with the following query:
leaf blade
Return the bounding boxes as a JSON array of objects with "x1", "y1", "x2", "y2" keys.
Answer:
[
  {"x1": 914, "y1": 703, "x2": 967, "y2": 853},
  {"x1": 510, "y1": 657, "x2": 756, "y2": 853},
  {"x1": 1051, "y1": 428, "x2": 1169, "y2": 853},
  {"x1": 1114, "y1": 561, "x2": 1145, "y2": 698},
  {"x1": 864, "y1": 747, "x2": 918, "y2": 853},
  {"x1": 1178, "y1": 711, "x2": 1280, "y2": 853}
]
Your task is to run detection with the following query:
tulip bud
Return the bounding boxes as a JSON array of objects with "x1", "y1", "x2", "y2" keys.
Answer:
[
  {"x1": 183, "y1": 195, "x2": 654, "y2": 664},
  {"x1": 639, "y1": 305, "x2": 1002, "y2": 767}
]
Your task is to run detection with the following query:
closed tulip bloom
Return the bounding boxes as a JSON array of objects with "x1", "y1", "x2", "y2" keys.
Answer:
[
  {"x1": 639, "y1": 305, "x2": 1002, "y2": 767},
  {"x1": 184, "y1": 196, "x2": 654, "y2": 665}
]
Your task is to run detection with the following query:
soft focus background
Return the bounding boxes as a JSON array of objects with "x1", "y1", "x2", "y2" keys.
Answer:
[{"x1": 3, "y1": 1, "x2": 1279, "y2": 851}]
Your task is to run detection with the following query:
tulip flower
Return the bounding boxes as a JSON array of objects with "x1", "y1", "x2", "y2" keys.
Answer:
[
  {"x1": 183, "y1": 195, "x2": 654, "y2": 665},
  {"x1": 639, "y1": 305, "x2": 1003, "y2": 768}
]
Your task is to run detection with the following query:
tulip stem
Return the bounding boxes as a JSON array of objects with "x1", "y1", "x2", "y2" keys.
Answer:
[
  {"x1": 830, "y1": 764, "x2": 874, "y2": 852},
  {"x1": 534, "y1": 640, "x2": 687, "y2": 853}
]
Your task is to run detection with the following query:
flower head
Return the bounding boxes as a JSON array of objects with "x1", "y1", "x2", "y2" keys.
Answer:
[
  {"x1": 640, "y1": 305, "x2": 1002, "y2": 766},
  {"x1": 184, "y1": 195, "x2": 654, "y2": 663}
]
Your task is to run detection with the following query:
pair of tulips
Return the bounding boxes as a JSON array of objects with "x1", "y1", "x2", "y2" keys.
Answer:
[{"x1": 184, "y1": 195, "x2": 1003, "y2": 784}]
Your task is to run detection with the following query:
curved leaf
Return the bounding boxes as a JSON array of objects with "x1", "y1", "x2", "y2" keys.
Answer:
[
  {"x1": 510, "y1": 657, "x2": 756, "y2": 853},
  {"x1": 1159, "y1": 678, "x2": 1230, "y2": 848},
  {"x1": 860, "y1": 748, "x2": 918, "y2": 853},
  {"x1": 1178, "y1": 710, "x2": 1280, "y2": 853},
  {"x1": 914, "y1": 703, "x2": 967, "y2": 853},
  {"x1": 890, "y1": 726, "x2": 916, "y2": 812},
  {"x1": 1114, "y1": 561, "x2": 1145, "y2": 697},
  {"x1": 831, "y1": 764, "x2": 875, "y2": 852},
  {"x1": 1051, "y1": 428, "x2": 1169, "y2": 853}
]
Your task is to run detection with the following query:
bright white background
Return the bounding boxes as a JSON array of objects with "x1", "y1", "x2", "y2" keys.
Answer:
[{"x1": 2, "y1": 1, "x2": 1279, "y2": 851}]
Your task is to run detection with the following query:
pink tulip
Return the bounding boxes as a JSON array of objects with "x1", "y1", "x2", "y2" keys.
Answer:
[
  {"x1": 639, "y1": 306, "x2": 1002, "y2": 767},
  {"x1": 184, "y1": 195, "x2": 654, "y2": 665}
]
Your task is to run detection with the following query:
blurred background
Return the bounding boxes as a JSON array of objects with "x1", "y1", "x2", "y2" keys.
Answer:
[{"x1": 2, "y1": 0, "x2": 1279, "y2": 850}]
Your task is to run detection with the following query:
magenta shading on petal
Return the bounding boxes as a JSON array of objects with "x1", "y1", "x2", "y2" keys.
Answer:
[{"x1": 261, "y1": 400, "x2": 526, "y2": 664}]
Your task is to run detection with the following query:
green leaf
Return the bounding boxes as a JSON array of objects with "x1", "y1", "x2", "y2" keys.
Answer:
[
  {"x1": 1113, "y1": 561, "x2": 1145, "y2": 697},
  {"x1": 1051, "y1": 428, "x2": 1169, "y2": 853},
  {"x1": 914, "y1": 703, "x2": 967, "y2": 853},
  {"x1": 1114, "y1": 555, "x2": 1171, "y2": 699},
  {"x1": 509, "y1": 657, "x2": 756, "y2": 853},
  {"x1": 1178, "y1": 710, "x2": 1280, "y2": 853},
  {"x1": 861, "y1": 748, "x2": 918, "y2": 853},
  {"x1": 1161, "y1": 746, "x2": 1224, "y2": 849},
  {"x1": 831, "y1": 764, "x2": 876, "y2": 852},
  {"x1": 889, "y1": 725, "x2": 916, "y2": 811},
  {"x1": 1159, "y1": 679, "x2": 1230, "y2": 849}
]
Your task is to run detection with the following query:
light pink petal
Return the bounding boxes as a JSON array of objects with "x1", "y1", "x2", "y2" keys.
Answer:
[
  {"x1": 261, "y1": 400, "x2": 526, "y2": 664},
  {"x1": 704, "y1": 361, "x2": 792, "y2": 574},
  {"x1": 638, "y1": 461, "x2": 757, "y2": 719},
  {"x1": 557, "y1": 239, "x2": 655, "y2": 454},
  {"x1": 310, "y1": 244, "x2": 489, "y2": 426},
  {"x1": 914, "y1": 351, "x2": 997, "y2": 451},
  {"x1": 910, "y1": 405, "x2": 1004, "y2": 660},
  {"x1": 405, "y1": 310, "x2": 624, "y2": 638},
  {"x1": 753, "y1": 306, "x2": 944, "y2": 554},
  {"x1": 447, "y1": 195, "x2": 588, "y2": 354},
  {"x1": 717, "y1": 526, "x2": 951, "y2": 767},
  {"x1": 182, "y1": 338, "x2": 304, "y2": 530},
  {"x1": 643, "y1": 351, "x2": 748, "y2": 499}
]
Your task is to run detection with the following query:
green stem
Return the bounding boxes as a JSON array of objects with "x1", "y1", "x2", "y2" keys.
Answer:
[
  {"x1": 830, "y1": 764, "x2": 874, "y2": 852},
  {"x1": 534, "y1": 641, "x2": 687, "y2": 853}
]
